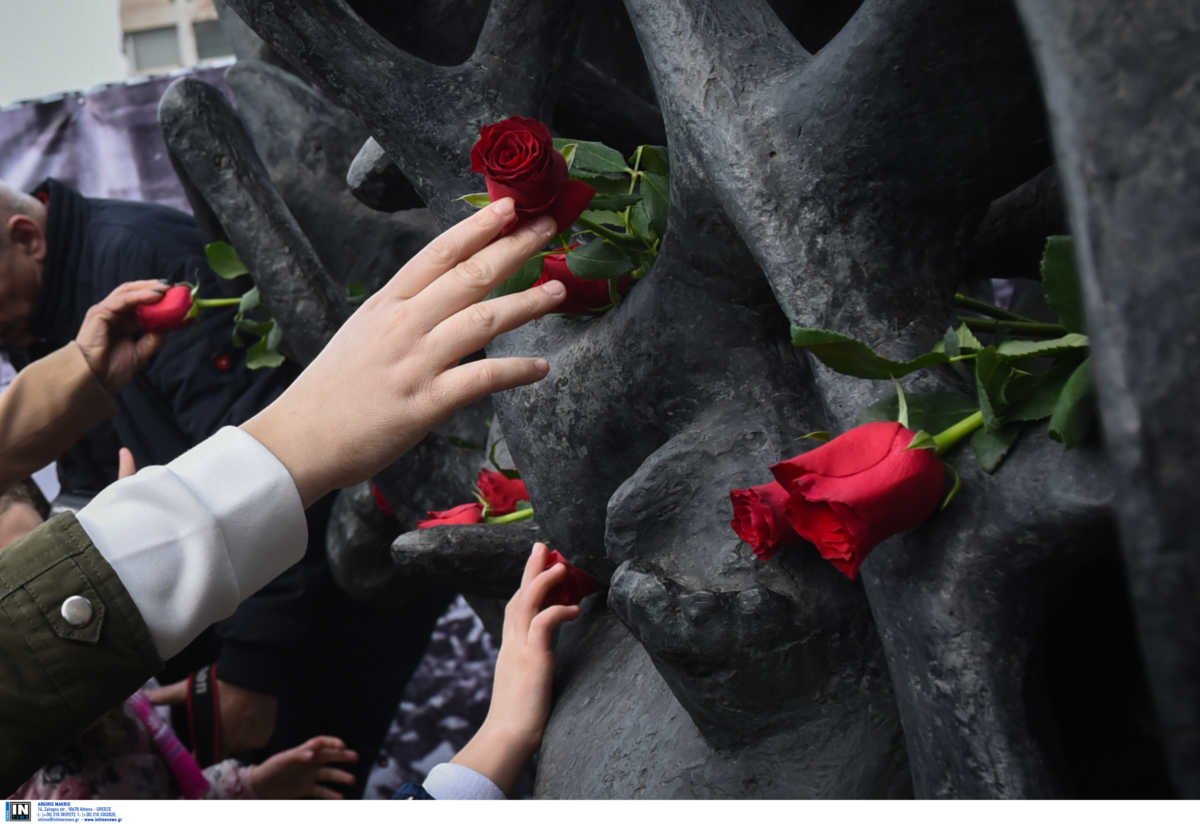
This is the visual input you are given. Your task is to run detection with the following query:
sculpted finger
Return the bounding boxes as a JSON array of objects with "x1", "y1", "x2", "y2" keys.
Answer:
[
  {"x1": 424, "y1": 280, "x2": 565, "y2": 367},
  {"x1": 529, "y1": 604, "x2": 581, "y2": 650},
  {"x1": 430, "y1": 357, "x2": 551, "y2": 410},
  {"x1": 386, "y1": 198, "x2": 516, "y2": 299},
  {"x1": 406, "y1": 214, "x2": 557, "y2": 331}
]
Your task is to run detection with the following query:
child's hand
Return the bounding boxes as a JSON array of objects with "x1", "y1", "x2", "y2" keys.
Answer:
[
  {"x1": 248, "y1": 735, "x2": 358, "y2": 799},
  {"x1": 450, "y1": 543, "x2": 581, "y2": 795}
]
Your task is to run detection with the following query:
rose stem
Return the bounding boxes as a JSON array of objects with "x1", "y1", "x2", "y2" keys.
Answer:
[
  {"x1": 960, "y1": 317, "x2": 1067, "y2": 336},
  {"x1": 953, "y1": 293, "x2": 1039, "y2": 322},
  {"x1": 193, "y1": 297, "x2": 243, "y2": 309},
  {"x1": 931, "y1": 410, "x2": 985, "y2": 455},
  {"x1": 484, "y1": 508, "x2": 535, "y2": 525}
]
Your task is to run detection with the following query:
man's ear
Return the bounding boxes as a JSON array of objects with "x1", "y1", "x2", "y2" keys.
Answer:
[{"x1": 7, "y1": 214, "x2": 45, "y2": 263}]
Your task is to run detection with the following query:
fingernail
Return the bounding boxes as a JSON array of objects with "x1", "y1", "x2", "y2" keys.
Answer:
[
  {"x1": 540, "y1": 279, "x2": 566, "y2": 296},
  {"x1": 534, "y1": 358, "x2": 550, "y2": 374},
  {"x1": 492, "y1": 197, "x2": 514, "y2": 217},
  {"x1": 532, "y1": 216, "x2": 556, "y2": 237}
]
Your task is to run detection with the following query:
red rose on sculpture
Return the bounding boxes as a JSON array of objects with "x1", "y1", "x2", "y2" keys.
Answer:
[
  {"x1": 371, "y1": 482, "x2": 394, "y2": 518},
  {"x1": 535, "y1": 247, "x2": 632, "y2": 315},
  {"x1": 729, "y1": 481, "x2": 798, "y2": 561},
  {"x1": 136, "y1": 284, "x2": 193, "y2": 332},
  {"x1": 470, "y1": 116, "x2": 595, "y2": 233},
  {"x1": 417, "y1": 502, "x2": 485, "y2": 529},
  {"x1": 476, "y1": 468, "x2": 529, "y2": 515},
  {"x1": 544, "y1": 549, "x2": 602, "y2": 607},
  {"x1": 769, "y1": 421, "x2": 945, "y2": 579}
]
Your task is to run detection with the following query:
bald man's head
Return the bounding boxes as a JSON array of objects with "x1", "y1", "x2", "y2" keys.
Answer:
[{"x1": 0, "y1": 181, "x2": 48, "y2": 346}]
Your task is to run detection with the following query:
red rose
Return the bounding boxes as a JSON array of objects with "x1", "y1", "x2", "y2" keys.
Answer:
[
  {"x1": 729, "y1": 481, "x2": 798, "y2": 561},
  {"x1": 470, "y1": 116, "x2": 595, "y2": 233},
  {"x1": 544, "y1": 549, "x2": 602, "y2": 607},
  {"x1": 477, "y1": 468, "x2": 529, "y2": 515},
  {"x1": 770, "y1": 421, "x2": 945, "y2": 579},
  {"x1": 417, "y1": 502, "x2": 485, "y2": 528},
  {"x1": 136, "y1": 284, "x2": 193, "y2": 332},
  {"x1": 534, "y1": 247, "x2": 632, "y2": 315},
  {"x1": 371, "y1": 482, "x2": 394, "y2": 518}
]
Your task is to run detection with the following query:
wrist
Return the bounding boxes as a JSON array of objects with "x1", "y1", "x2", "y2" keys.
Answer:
[{"x1": 450, "y1": 718, "x2": 539, "y2": 796}]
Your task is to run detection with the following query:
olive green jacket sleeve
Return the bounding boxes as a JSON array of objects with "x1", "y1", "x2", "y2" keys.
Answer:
[{"x1": 0, "y1": 512, "x2": 161, "y2": 794}]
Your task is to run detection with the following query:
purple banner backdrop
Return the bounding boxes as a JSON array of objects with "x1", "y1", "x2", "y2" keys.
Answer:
[{"x1": 0, "y1": 64, "x2": 231, "y2": 210}]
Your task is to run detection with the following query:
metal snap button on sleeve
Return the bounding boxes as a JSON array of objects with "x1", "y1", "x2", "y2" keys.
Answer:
[{"x1": 60, "y1": 595, "x2": 95, "y2": 627}]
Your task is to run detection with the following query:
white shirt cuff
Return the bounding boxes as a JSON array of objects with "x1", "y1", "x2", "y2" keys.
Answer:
[
  {"x1": 75, "y1": 426, "x2": 307, "y2": 659},
  {"x1": 422, "y1": 763, "x2": 507, "y2": 800}
]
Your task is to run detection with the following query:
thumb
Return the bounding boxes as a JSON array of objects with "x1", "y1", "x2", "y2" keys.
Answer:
[
  {"x1": 117, "y1": 447, "x2": 137, "y2": 479},
  {"x1": 145, "y1": 678, "x2": 189, "y2": 706}
]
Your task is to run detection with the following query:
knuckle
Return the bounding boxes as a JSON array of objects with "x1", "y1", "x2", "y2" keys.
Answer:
[
  {"x1": 455, "y1": 258, "x2": 494, "y2": 289},
  {"x1": 466, "y1": 302, "x2": 496, "y2": 332},
  {"x1": 424, "y1": 236, "x2": 461, "y2": 270}
]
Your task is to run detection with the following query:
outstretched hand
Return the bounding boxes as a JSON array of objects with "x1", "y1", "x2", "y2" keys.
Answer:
[
  {"x1": 449, "y1": 542, "x2": 581, "y2": 795},
  {"x1": 249, "y1": 735, "x2": 358, "y2": 800},
  {"x1": 241, "y1": 198, "x2": 566, "y2": 507},
  {"x1": 75, "y1": 279, "x2": 169, "y2": 395}
]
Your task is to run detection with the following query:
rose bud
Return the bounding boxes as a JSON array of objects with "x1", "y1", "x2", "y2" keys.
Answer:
[
  {"x1": 477, "y1": 468, "x2": 529, "y2": 516},
  {"x1": 136, "y1": 284, "x2": 194, "y2": 332},
  {"x1": 544, "y1": 549, "x2": 602, "y2": 607},
  {"x1": 770, "y1": 421, "x2": 945, "y2": 579},
  {"x1": 534, "y1": 247, "x2": 632, "y2": 315},
  {"x1": 729, "y1": 481, "x2": 799, "y2": 561},
  {"x1": 416, "y1": 502, "x2": 485, "y2": 529},
  {"x1": 470, "y1": 116, "x2": 595, "y2": 234}
]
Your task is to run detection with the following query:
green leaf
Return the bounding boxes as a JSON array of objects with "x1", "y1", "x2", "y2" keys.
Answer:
[
  {"x1": 488, "y1": 255, "x2": 544, "y2": 299},
  {"x1": 640, "y1": 172, "x2": 669, "y2": 237},
  {"x1": 994, "y1": 332, "x2": 1089, "y2": 360},
  {"x1": 345, "y1": 281, "x2": 369, "y2": 306},
  {"x1": 569, "y1": 169, "x2": 629, "y2": 194},
  {"x1": 458, "y1": 192, "x2": 492, "y2": 209},
  {"x1": 1004, "y1": 358, "x2": 1080, "y2": 422},
  {"x1": 579, "y1": 209, "x2": 628, "y2": 227},
  {"x1": 855, "y1": 391, "x2": 979, "y2": 434},
  {"x1": 237, "y1": 286, "x2": 261, "y2": 315},
  {"x1": 561, "y1": 139, "x2": 628, "y2": 174},
  {"x1": 205, "y1": 241, "x2": 249, "y2": 279},
  {"x1": 798, "y1": 431, "x2": 832, "y2": 442},
  {"x1": 566, "y1": 241, "x2": 633, "y2": 280},
  {"x1": 589, "y1": 193, "x2": 642, "y2": 211},
  {"x1": 954, "y1": 323, "x2": 984, "y2": 352},
  {"x1": 557, "y1": 142, "x2": 576, "y2": 169},
  {"x1": 246, "y1": 322, "x2": 285, "y2": 370},
  {"x1": 971, "y1": 424, "x2": 1021, "y2": 473},
  {"x1": 974, "y1": 347, "x2": 1010, "y2": 431},
  {"x1": 1048, "y1": 357, "x2": 1096, "y2": 448},
  {"x1": 1041, "y1": 235, "x2": 1086, "y2": 333},
  {"x1": 629, "y1": 201, "x2": 652, "y2": 239},
  {"x1": 790, "y1": 327, "x2": 950, "y2": 380},
  {"x1": 634, "y1": 145, "x2": 670, "y2": 177}
]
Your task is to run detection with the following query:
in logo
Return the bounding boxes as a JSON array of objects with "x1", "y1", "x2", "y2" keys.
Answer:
[{"x1": 4, "y1": 801, "x2": 31, "y2": 822}]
